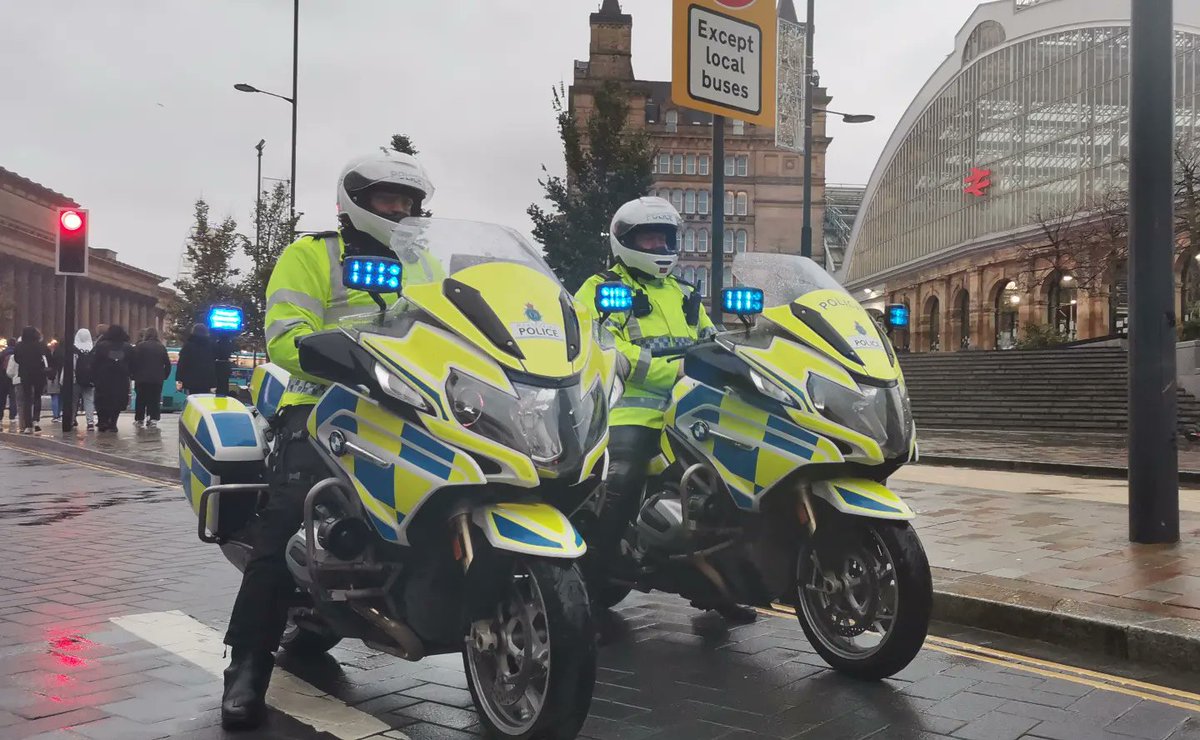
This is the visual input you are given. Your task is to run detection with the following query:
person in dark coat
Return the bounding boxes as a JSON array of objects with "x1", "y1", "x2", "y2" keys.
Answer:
[
  {"x1": 130, "y1": 327, "x2": 172, "y2": 428},
  {"x1": 0, "y1": 338, "x2": 15, "y2": 431},
  {"x1": 91, "y1": 325, "x2": 133, "y2": 432},
  {"x1": 176, "y1": 323, "x2": 218, "y2": 396},
  {"x1": 8, "y1": 327, "x2": 48, "y2": 433}
]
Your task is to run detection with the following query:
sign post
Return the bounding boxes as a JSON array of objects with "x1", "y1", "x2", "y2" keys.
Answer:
[{"x1": 673, "y1": 0, "x2": 776, "y2": 319}]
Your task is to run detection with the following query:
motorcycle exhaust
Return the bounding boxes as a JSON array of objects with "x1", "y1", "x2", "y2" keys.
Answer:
[{"x1": 351, "y1": 604, "x2": 426, "y2": 662}]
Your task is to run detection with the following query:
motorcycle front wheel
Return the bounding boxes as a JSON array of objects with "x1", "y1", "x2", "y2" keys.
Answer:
[
  {"x1": 795, "y1": 517, "x2": 932, "y2": 681},
  {"x1": 463, "y1": 559, "x2": 595, "y2": 740}
]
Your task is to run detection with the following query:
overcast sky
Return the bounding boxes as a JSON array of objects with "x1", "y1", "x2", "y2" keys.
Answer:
[{"x1": 2, "y1": 0, "x2": 977, "y2": 281}]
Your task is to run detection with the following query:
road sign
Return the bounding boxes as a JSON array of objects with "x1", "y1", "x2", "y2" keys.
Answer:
[
  {"x1": 672, "y1": 0, "x2": 777, "y2": 126},
  {"x1": 775, "y1": 15, "x2": 806, "y2": 151}
]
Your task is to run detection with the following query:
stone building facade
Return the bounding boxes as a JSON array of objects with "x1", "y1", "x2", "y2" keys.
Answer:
[
  {"x1": 0, "y1": 166, "x2": 169, "y2": 343},
  {"x1": 570, "y1": 0, "x2": 831, "y2": 296}
]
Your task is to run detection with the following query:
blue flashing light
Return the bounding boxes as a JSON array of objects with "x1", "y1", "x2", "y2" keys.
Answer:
[
  {"x1": 886, "y1": 304, "x2": 910, "y2": 328},
  {"x1": 344, "y1": 256, "x2": 403, "y2": 292},
  {"x1": 722, "y1": 287, "x2": 764, "y2": 316},
  {"x1": 207, "y1": 306, "x2": 244, "y2": 333},
  {"x1": 595, "y1": 281, "x2": 634, "y2": 313}
]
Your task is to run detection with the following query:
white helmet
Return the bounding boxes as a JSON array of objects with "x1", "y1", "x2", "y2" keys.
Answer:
[
  {"x1": 336, "y1": 151, "x2": 434, "y2": 251},
  {"x1": 609, "y1": 196, "x2": 682, "y2": 279}
]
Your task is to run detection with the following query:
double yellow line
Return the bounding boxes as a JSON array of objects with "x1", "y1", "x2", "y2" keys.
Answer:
[
  {"x1": 758, "y1": 604, "x2": 1200, "y2": 713},
  {"x1": 0, "y1": 440, "x2": 171, "y2": 487}
]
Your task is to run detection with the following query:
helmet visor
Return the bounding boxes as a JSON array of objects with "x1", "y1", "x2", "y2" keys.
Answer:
[
  {"x1": 624, "y1": 224, "x2": 678, "y2": 255},
  {"x1": 352, "y1": 184, "x2": 418, "y2": 222}
]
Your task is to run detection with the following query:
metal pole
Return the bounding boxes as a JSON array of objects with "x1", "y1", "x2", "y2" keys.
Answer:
[
  {"x1": 60, "y1": 276, "x2": 76, "y2": 433},
  {"x1": 711, "y1": 115, "x2": 726, "y2": 321},
  {"x1": 1127, "y1": 0, "x2": 1178, "y2": 544},
  {"x1": 800, "y1": 0, "x2": 816, "y2": 259},
  {"x1": 255, "y1": 141, "x2": 264, "y2": 252},
  {"x1": 289, "y1": 0, "x2": 299, "y2": 222}
]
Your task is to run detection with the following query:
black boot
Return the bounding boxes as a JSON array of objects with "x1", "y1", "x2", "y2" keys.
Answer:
[
  {"x1": 715, "y1": 603, "x2": 759, "y2": 625},
  {"x1": 221, "y1": 648, "x2": 274, "y2": 730}
]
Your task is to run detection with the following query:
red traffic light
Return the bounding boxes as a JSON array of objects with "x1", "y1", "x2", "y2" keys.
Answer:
[{"x1": 60, "y1": 210, "x2": 84, "y2": 232}]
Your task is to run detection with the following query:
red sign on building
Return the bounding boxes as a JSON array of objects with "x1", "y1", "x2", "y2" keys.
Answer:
[{"x1": 964, "y1": 167, "x2": 992, "y2": 197}]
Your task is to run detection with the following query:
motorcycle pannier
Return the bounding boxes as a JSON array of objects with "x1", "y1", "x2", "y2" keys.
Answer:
[{"x1": 179, "y1": 395, "x2": 268, "y2": 537}]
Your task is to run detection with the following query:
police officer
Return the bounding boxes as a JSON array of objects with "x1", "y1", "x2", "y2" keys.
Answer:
[
  {"x1": 575, "y1": 196, "x2": 756, "y2": 625},
  {"x1": 220, "y1": 151, "x2": 434, "y2": 730}
]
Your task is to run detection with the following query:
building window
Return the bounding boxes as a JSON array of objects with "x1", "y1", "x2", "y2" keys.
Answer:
[
  {"x1": 657, "y1": 153, "x2": 670, "y2": 173},
  {"x1": 723, "y1": 271, "x2": 733, "y2": 289},
  {"x1": 672, "y1": 155, "x2": 684, "y2": 175},
  {"x1": 735, "y1": 192, "x2": 748, "y2": 215},
  {"x1": 699, "y1": 155, "x2": 710, "y2": 175},
  {"x1": 736, "y1": 155, "x2": 749, "y2": 177},
  {"x1": 697, "y1": 228, "x2": 709, "y2": 252},
  {"x1": 732, "y1": 119, "x2": 745, "y2": 135},
  {"x1": 685, "y1": 154, "x2": 697, "y2": 175},
  {"x1": 955, "y1": 289, "x2": 970, "y2": 350},
  {"x1": 724, "y1": 228, "x2": 734, "y2": 253},
  {"x1": 1047, "y1": 272, "x2": 1078, "y2": 340},
  {"x1": 670, "y1": 189, "x2": 683, "y2": 211},
  {"x1": 735, "y1": 229, "x2": 748, "y2": 252},
  {"x1": 696, "y1": 267, "x2": 709, "y2": 296},
  {"x1": 666, "y1": 110, "x2": 678, "y2": 132},
  {"x1": 683, "y1": 265, "x2": 696, "y2": 283},
  {"x1": 698, "y1": 190, "x2": 710, "y2": 215},
  {"x1": 725, "y1": 157, "x2": 736, "y2": 177},
  {"x1": 995, "y1": 280, "x2": 1021, "y2": 350},
  {"x1": 683, "y1": 228, "x2": 696, "y2": 252},
  {"x1": 684, "y1": 190, "x2": 697, "y2": 214},
  {"x1": 725, "y1": 191, "x2": 735, "y2": 214}
]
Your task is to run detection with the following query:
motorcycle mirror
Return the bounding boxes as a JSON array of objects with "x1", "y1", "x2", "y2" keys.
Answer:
[{"x1": 595, "y1": 281, "x2": 633, "y2": 322}]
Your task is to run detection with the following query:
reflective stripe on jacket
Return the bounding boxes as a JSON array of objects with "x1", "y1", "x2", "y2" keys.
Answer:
[{"x1": 575, "y1": 264, "x2": 715, "y2": 429}]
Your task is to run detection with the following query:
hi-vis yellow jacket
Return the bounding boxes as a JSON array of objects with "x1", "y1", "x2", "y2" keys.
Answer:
[
  {"x1": 575, "y1": 264, "x2": 716, "y2": 429},
  {"x1": 265, "y1": 231, "x2": 439, "y2": 410}
]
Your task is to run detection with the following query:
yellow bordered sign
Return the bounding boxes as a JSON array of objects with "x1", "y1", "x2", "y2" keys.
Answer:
[{"x1": 672, "y1": 0, "x2": 777, "y2": 126}]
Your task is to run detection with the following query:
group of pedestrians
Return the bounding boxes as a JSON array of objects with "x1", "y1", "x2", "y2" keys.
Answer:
[{"x1": 0, "y1": 323, "x2": 182, "y2": 433}]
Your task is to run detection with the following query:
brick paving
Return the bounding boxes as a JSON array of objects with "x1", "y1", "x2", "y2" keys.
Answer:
[{"x1": 1, "y1": 446, "x2": 1200, "y2": 738}]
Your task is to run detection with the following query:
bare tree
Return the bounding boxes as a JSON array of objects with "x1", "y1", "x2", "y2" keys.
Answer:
[{"x1": 1020, "y1": 188, "x2": 1129, "y2": 295}]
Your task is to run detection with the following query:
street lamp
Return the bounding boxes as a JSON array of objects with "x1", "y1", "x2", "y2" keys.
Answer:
[{"x1": 233, "y1": 0, "x2": 299, "y2": 223}]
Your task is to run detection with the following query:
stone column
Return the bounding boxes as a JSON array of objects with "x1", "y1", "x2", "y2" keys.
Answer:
[
  {"x1": 0, "y1": 260, "x2": 13, "y2": 338},
  {"x1": 77, "y1": 284, "x2": 89, "y2": 333},
  {"x1": 119, "y1": 295, "x2": 130, "y2": 333},
  {"x1": 89, "y1": 288, "x2": 101, "y2": 335}
]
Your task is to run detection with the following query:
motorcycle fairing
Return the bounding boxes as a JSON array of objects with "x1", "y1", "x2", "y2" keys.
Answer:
[
  {"x1": 471, "y1": 502, "x2": 586, "y2": 559},
  {"x1": 250, "y1": 363, "x2": 289, "y2": 419},
  {"x1": 760, "y1": 289, "x2": 900, "y2": 382},
  {"x1": 810, "y1": 478, "x2": 915, "y2": 521}
]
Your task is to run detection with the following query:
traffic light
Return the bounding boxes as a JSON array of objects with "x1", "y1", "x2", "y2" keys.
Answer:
[{"x1": 56, "y1": 208, "x2": 89, "y2": 275}]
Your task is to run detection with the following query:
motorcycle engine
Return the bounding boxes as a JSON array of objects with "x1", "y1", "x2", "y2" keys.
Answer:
[{"x1": 634, "y1": 492, "x2": 689, "y2": 553}]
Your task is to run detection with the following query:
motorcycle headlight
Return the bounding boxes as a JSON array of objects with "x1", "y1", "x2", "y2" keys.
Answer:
[
  {"x1": 446, "y1": 371, "x2": 604, "y2": 472},
  {"x1": 749, "y1": 368, "x2": 794, "y2": 407},
  {"x1": 807, "y1": 374, "x2": 912, "y2": 456}
]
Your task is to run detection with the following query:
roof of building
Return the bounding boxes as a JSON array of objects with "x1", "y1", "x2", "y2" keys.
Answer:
[
  {"x1": 0, "y1": 166, "x2": 78, "y2": 208},
  {"x1": 778, "y1": 0, "x2": 799, "y2": 24},
  {"x1": 591, "y1": 0, "x2": 630, "y2": 24}
]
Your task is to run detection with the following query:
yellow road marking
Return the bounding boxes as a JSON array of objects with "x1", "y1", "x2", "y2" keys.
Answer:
[
  {"x1": 0, "y1": 441, "x2": 170, "y2": 487},
  {"x1": 755, "y1": 604, "x2": 1200, "y2": 712}
]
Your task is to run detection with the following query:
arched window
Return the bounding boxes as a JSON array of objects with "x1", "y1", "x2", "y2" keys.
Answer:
[
  {"x1": 925, "y1": 296, "x2": 941, "y2": 352},
  {"x1": 699, "y1": 155, "x2": 710, "y2": 175},
  {"x1": 683, "y1": 265, "x2": 696, "y2": 283},
  {"x1": 725, "y1": 157, "x2": 736, "y2": 177},
  {"x1": 735, "y1": 229, "x2": 748, "y2": 253},
  {"x1": 696, "y1": 267, "x2": 709, "y2": 296},
  {"x1": 658, "y1": 153, "x2": 670, "y2": 173},
  {"x1": 724, "y1": 228, "x2": 734, "y2": 254},
  {"x1": 697, "y1": 190, "x2": 710, "y2": 215},
  {"x1": 995, "y1": 280, "x2": 1021, "y2": 350},
  {"x1": 736, "y1": 192, "x2": 748, "y2": 215},
  {"x1": 723, "y1": 270, "x2": 733, "y2": 288},
  {"x1": 684, "y1": 190, "x2": 697, "y2": 214},
  {"x1": 666, "y1": 110, "x2": 679, "y2": 132},
  {"x1": 670, "y1": 189, "x2": 683, "y2": 211},
  {"x1": 697, "y1": 228, "x2": 709, "y2": 253},
  {"x1": 672, "y1": 155, "x2": 684, "y2": 175},
  {"x1": 963, "y1": 20, "x2": 1006, "y2": 64},
  {"x1": 736, "y1": 155, "x2": 749, "y2": 177},
  {"x1": 683, "y1": 228, "x2": 696, "y2": 252},
  {"x1": 725, "y1": 191, "x2": 735, "y2": 214},
  {"x1": 1047, "y1": 272, "x2": 1078, "y2": 340},
  {"x1": 685, "y1": 154, "x2": 697, "y2": 175}
]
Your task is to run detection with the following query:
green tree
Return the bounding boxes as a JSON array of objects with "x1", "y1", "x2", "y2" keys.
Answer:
[
  {"x1": 528, "y1": 81, "x2": 654, "y2": 291},
  {"x1": 381, "y1": 133, "x2": 432, "y2": 216},
  {"x1": 241, "y1": 182, "x2": 299, "y2": 353},
  {"x1": 171, "y1": 199, "x2": 247, "y2": 340}
]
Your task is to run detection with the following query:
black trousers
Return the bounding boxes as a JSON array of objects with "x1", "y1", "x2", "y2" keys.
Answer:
[
  {"x1": 134, "y1": 382, "x2": 162, "y2": 422},
  {"x1": 593, "y1": 425, "x2": 661, "y2": 578},
  {"x1": 224, "y1": 405, "x2": 323, "y2": 653}
]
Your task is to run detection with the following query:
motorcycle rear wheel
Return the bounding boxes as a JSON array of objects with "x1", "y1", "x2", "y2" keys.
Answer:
[
  {"x1": 463, "y1": 560, "x2": 595, "y2": 740},
  {"x1": 795, "y1": 518, "x2": 931, "y2": 681}
]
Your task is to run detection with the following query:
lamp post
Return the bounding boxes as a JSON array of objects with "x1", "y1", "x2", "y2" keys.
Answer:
[{"x1": 234, "y1": 0, "x2": 299, "y2": 222}]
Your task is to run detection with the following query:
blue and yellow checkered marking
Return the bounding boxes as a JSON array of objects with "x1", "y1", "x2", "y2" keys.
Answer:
[
  {"x1": 212, "y1": 412, "x2": 257, "y2": 448},
  {"x1": 251, "y1": 366, "x2": 286, "y2": 419},
  {"x1": 817, "y1": 478, "x2": 914, "y2": 520},
  {"x1": 477, "y1": 502, "x2": 586, "y2": 558},
  {"x1": 835, "y1": 486, "x2": 901, "y2": 513}
]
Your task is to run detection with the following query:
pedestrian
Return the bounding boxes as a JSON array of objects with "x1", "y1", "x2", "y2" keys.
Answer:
[
  {"x1": 7, "y1": 327, "x2": 48, "y2": 434},
  {"x1": 0, "y1": 338, "x2": 15, "y2": 432},
  {"x1": 70, "y1": 328, "x2": 97, "y2": 432},
  {"x1": 91, "y1": 325, "x2": 133, "y2": 433},
  {"x1": 47, "y1": 338, "x2": 62, "y2": 422},
  {"x1": 130, "y1": 327, "x2": 171, "y2": 428},
  {"x1": 176, "y1": 323, "x2": 217, "y2": 396}
]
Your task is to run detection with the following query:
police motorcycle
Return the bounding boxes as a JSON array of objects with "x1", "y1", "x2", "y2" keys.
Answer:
[
  {"x1": 179, "y1": 219, "x2": 623, "y2": 738},
  {"x1": 581, "y1": 253, "x2": 932, "y2": 680}
]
